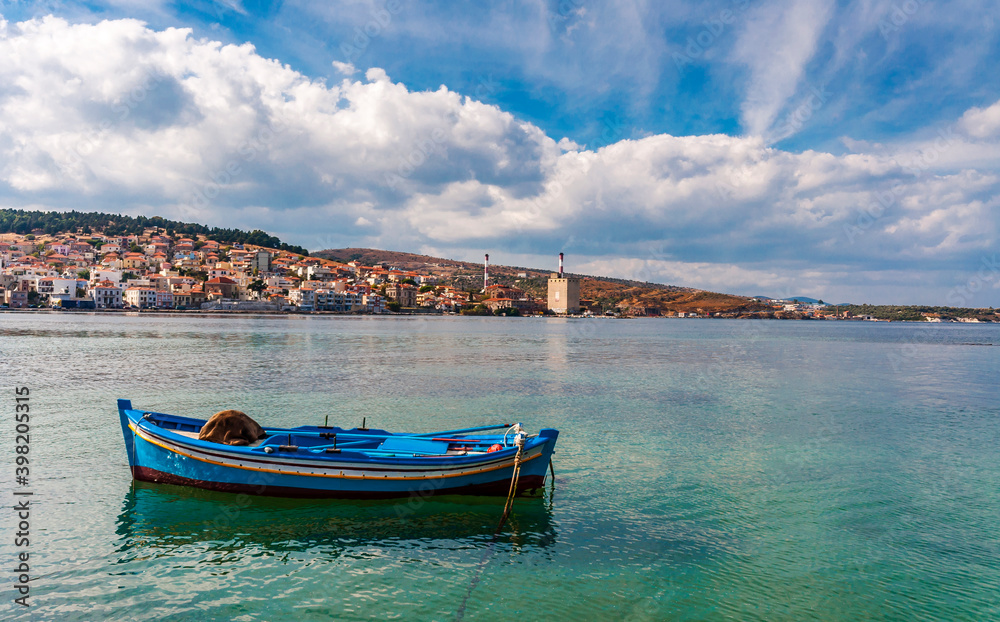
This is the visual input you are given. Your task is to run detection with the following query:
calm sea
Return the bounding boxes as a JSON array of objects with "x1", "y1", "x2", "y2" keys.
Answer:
[{"x1": 1, "y1": 313, "x2": 998, "y2": 621}]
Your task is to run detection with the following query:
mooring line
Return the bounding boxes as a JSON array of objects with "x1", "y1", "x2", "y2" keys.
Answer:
[{"x1": 456, "y1": 439, "x2": 545, "y2": 621}]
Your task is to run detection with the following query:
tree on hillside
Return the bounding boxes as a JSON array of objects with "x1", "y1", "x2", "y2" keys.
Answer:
[
  {"x1": 247, "y1": 279, "x2": 267, "y2": 299},
  {"x1": 0, "y1": 208, "x2": 309, "y2": 255}
]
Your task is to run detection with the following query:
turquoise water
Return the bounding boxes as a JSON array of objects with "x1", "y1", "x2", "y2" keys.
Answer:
[{"x1": 1, "y1": 313, "x2": 998, "y2": 621}]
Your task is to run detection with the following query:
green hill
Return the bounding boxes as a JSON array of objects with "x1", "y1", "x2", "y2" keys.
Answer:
[{"x1": 0, "y1": 208, "x2": 308, "y2": 255}]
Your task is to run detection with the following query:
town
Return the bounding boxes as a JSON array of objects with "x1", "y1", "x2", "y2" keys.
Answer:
[
  {"x1": 1, "y1": 227, "x2": 996, "y2": 322},
  {"x1": 0, "y1": 228, "x2": 577, "y2": 315}
]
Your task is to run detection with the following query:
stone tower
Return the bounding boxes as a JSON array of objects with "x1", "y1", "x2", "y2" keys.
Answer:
[{"x1": 547, "y1": 252, "x2": 580, "y2": 314}]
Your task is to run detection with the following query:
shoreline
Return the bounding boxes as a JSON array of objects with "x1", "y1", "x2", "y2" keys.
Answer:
[{"x1": 0, "y1": 308, "x2": 996, "y2": 323}]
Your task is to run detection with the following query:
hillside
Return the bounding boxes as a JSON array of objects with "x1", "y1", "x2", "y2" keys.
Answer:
[
  {"x1": 0, "y1": 208, "x2": 309, "y2": 256},
  {"x1": 315, "y1": 247, "x2": 766, "y2": 315}
]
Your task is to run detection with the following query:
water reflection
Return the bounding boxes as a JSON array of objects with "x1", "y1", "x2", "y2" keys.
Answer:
[{"x1": 115, "y1": 482, "x2": 557, "y2": 558}]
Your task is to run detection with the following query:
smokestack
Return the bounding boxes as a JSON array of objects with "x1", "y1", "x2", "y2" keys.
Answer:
[
  {"x1": 484, "y1": 253, "x2": 489, "y2": 290},
  {"x1": 559, "y1": 252, "x2": 564, "y2": 277}
]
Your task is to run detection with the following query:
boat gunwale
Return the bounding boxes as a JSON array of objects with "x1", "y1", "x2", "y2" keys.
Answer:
[{"x1": 125, "y1": 408, "x2": 550, "y2": 469}]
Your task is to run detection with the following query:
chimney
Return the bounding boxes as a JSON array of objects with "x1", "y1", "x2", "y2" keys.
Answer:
[
  {"x1": 558, "y1": 252, "x2": 564, "y2": 277},
  {"x1": 484, "y1": 253, "x2": 489, "y2": 290}
]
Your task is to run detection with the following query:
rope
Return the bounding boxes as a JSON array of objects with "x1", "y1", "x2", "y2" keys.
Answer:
[
  {"x1": 456, "y1": 435, "x2": 525, "y2": 621},
  {"x1": 495, "y1": 436, "x2": 524, "y2": 533}
]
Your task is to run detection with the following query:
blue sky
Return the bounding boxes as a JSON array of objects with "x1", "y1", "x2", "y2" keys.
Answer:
[{"x1": 1, "y1": 1, "x2": 999, "y2": 304}]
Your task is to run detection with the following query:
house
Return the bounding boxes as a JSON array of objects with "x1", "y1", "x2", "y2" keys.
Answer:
[
  {"x1": 482, "y1": 297, "x2": 540, "y2": 314},
  {"x1": 204, "y1": 276, "x2": 238, "y2": 299},
  {"x1": 121, "y1": 253, "x2": 148, "y2": 270},
  {"x1": 363, "y1": 292, "x2": 385, "y2": 313},
  {"x1": 155, "y1": 289, "x2": 174, "y2": 309},
  {"x1": 5, "y1": 288, "x2": 28, "y2": 308},
  {"x1": 417, "y1": 290, "x2": 438, "y2": 306},
  {"x1": 249, "y1": 250, "x2": 271, "y2": 274},
  {"x1": 384, "y1": 282, "x2": 418, "y2": 307},
  {"x1": 92, "y1": 281, "x2": 123, "y2": 308},
  {"x1": 123, "y1": 287, "x2": 157, "y2": 309},
  {"x1": 208, "y1": 263, "x2": 235, "y2": 280},
  {"x1": 289, "y1": 287, "x2": 315, "y2": 310},
  {"x1": 36, "y1": 277, "x2": 81, "y2": 299}
]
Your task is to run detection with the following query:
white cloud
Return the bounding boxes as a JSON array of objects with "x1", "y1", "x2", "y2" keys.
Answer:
[
  {"x1": 731, "y1": 0, "x2": 835, "y2": 139},
  {"x1": 1, "y1": 15, "x2": 999, "y2": 305},
  {"x1": 959, "y1": 100, "x2": 1000, "y2": 139},
  {"x1": 331, "y1": 60, "x2": 357, "y2": 75}
]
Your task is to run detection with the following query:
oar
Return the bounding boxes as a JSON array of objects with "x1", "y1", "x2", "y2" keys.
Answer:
[
  {"x1": 260, "y1": 423, "x2": 511, "y2": 440},
  {"x1": 300, "y1": 440, "x2": 374, "y2": 450},
  {"x1": 412, "y1": 423, "x2": 512, "y2": 437}
]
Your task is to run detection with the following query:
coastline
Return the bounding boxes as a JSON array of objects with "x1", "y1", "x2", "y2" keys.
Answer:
[{"x1": 1, "y1": 307, "x2": 996, "y2": 322}]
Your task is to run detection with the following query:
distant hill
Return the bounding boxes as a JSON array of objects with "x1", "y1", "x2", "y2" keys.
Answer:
[{"x1": 753, "y1": 295, "x2": 827, "y2": 304}]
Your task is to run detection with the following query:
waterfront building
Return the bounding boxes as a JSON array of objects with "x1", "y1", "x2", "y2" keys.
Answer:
[
  {"x1": 92, "y1": 281, "x2": 123, "y2": 308},
  {"x1": 547, "y1": 252, "x2": 580, "y2": 314},
  {"x1": 204, "y1": 276, "x2": 238, "y2": 299},
  {"x1": 123, "y1": 287, "x2": 157, "y2": 309}
]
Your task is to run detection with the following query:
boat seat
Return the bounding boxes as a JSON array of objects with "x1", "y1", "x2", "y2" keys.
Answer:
[{"x1": 379, "y1": 437, "x2": 450, "y2": 454}]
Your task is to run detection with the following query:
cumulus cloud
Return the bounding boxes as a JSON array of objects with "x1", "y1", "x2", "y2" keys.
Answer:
[
  {"x1": 1, "y1": 15, "x2": 999, "y2": 305},
  {"x1": 959, "y1": 101, "x2": 1000, "y2": 140}
]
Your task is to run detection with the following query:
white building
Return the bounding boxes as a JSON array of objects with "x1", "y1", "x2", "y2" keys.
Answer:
[
  {"x1": 90, "y1": 269, "x2": 123, "y2": 285},
  {"x1": 92, "y1": 281, "x2": 123, "y2": 308},
  {"x1": 289, "y1": 287, "x2": 315, "y2": 311},
  {"x1": 123, "y1": 287, "x2": 157, "y2": 309},
  {"x1": 37, "y1": 277, "x2": 85, "y2": 301}
]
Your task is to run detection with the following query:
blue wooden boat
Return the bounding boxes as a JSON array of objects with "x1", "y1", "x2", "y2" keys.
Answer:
[{"x1": 118, "y1": 400, "x2": 559, "y2": 499}]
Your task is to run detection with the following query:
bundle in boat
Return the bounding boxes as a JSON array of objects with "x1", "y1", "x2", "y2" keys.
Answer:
[{"x1": 198, "y1": 410, "x2": 267, "y2": 446}]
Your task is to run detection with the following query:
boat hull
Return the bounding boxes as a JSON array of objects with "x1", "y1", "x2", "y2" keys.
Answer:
[
  {"x1": 119, "y1": 400, "x2": 557, "y2": 499},
  {"x1": 129, "y1": 465, "x2": 546, "y2": 499}
]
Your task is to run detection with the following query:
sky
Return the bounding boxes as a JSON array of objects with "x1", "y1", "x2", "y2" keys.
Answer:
[{"x1": 1, "y1": 1, "x2": 999, "y2": 305}]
